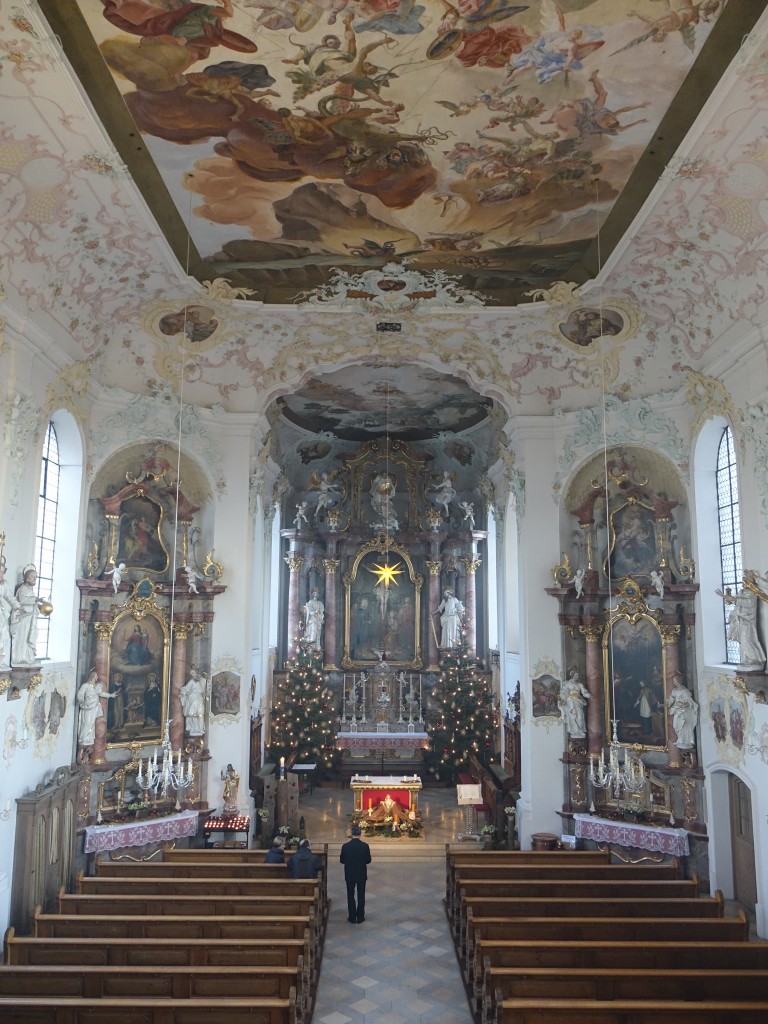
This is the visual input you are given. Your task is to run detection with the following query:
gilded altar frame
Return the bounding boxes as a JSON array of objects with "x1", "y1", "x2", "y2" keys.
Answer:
[
  {"x1": 602, "y1": 579, "x2": 668, "y2": 751},
  {"x1": 102, "y1": 579, "x2": 171, "y2": 749},
  {"x1": 342, "y1": 536, "x2": 423, "y2": 669},
  {"x1": 603, "y1": 495, "x2": 658, "y2": 581}
]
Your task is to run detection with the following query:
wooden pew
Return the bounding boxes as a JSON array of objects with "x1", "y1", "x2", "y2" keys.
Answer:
[
  {"x1": 0, "y1": 995, "x2": 297, "y2": 1024},
  {"x1": 446, "y1": 846, "x2": 609, "y2": 902},
  {"x1": 77, "y1": 872, "x2": 318, "y2": 900},
  {"x1": 4, "y1": 930, "x2": 312, "y2": 979},
  {"x1": 447, "y1": 861, "x2": 681, "y2": 917},
  {"x1": 491, "y1": 998, "x2": 768, "y2": 1023},
  {"x1": 458, "y1": 892, "x2": 722, "y2": 952},
  {"x1": 159, "y1": 846, "x2": 330, "y2": 904},
  {"x1": 481, "y1": 966, "x2": 768, "y2": 1024},
  {"x1": 34, "y1": 910, "x2": 316, "y2": 945},
  {"x1": 464, "y1": 909, "x2": 744, "y2": 979},
  {"x1": 59, "y1": 890, "x2": 317, "y2": 920},
  {"x1": 0, "y1": 962, "x2": 303, "y2": 1003}
]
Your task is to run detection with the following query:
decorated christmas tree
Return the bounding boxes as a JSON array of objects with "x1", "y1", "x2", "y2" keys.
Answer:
[
  {"x1": 426, "y1": 623, "x2": 497, "y2": 782},
  {"x1": 268, "y1": 637, "x2": 338, "y2": 771}
]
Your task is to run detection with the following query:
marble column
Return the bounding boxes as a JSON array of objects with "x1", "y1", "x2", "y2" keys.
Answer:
[
  {"x1": 170, "y1": 623, "x2": 191, "y2": 751},
  {"x1": 425, "y1": 560, "x2": 442, "y2": 669},
  {"x1": 285, "y1": 554, "x2": 305, "y2": 653},
  {"x1": 579, "y1": 623, "x2": 604, "y2": 756},
  {"x1": 661, "y1": 624, "x2": 683, "y2": 767},
  {"x1": 91, "y1": 622, "x2": 112, "y2": 765},
  {"x1": 460, "y1": 557, "x2": 481, "y2": 654},
  {"x1": 322, "y1": 558, "x2": 340, "y2": 669}
]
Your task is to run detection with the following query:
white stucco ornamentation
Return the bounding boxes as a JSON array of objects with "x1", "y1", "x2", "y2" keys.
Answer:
[
  {"x1": 553, "y1": 393, "x2": 687, "y2": 499},
  {"x1": 740, "y1": 401, "x2": 768, "y2": 526},
  {"x1": 89, "y1": 385, "x2": 226, "y2": 495},
  {"x1": 1, "y1": 393, "x2": 40, "y2": 506}
]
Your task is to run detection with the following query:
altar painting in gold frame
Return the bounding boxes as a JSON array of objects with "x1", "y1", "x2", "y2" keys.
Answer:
[
  {"x1": 603, "y1": 609, "x2": 667, "y2": 751},
  {"x1": 343, "y1": 537, "x2": 422, "y2": 669},
  {"x1": 104, "y1": 579, "x2": 170, "y2": 748}
]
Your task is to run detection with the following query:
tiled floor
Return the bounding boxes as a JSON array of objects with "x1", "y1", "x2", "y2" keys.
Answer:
[{"x1": 302, "y1": 786, "x2": 474, "y2": 1024}]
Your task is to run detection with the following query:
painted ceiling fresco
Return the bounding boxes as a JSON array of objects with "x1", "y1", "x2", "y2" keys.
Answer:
[
  {"x1": 278, "y1": 365, "x2": 492, "y2": 439},
  {"x1": 42, "y1": 0, "x2": 746, "y2": 306}
]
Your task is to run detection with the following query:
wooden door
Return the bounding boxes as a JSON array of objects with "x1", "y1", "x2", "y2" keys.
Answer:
[{"x1": 729, "y1": 773, "x2": 757, "y2": 910}]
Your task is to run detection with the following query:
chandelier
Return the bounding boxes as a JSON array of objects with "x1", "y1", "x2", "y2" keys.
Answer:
[
  {"x1": 137, "y1": 719, "x2": 193, "y2": 808},
  {"x1": 589, "y1": 720, "x2": 647, "y2": 801}
]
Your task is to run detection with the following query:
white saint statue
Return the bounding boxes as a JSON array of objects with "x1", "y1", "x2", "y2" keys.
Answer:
[
  {"x1": 76, "y1": 668, "x2": 115, "y2": 750},
  {"x1": 304, "y1": 589, "x2": 324, "y2": 649},
  {"x1": 667, "y1": 673, "x2": 698, "y2": 750},
  {"x1": 561, "y1": 669, "x2": 590, "y2": 739},
  {"x1": 180, "y1": 666, "x2": 207, "y2": 737},
  {"x1": 437, "y1": 588, "x2": 464, "y2": 648}
]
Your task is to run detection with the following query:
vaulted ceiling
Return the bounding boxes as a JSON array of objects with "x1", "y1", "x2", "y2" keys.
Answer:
[{"x1": 3, "y1": 1, "x2": 768, "y2": 461}]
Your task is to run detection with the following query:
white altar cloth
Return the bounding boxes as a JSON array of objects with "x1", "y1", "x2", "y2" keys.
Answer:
[
  {"x1": 574, "y1": 813, "x2": 689, "y2": 856},
  {"x1": 85, "y1": 809, "x2": 199, "y2": 853}
]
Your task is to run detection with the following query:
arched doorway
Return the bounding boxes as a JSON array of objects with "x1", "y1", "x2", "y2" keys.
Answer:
[{"x1": 728, "y1": 772, "x2": 757, "y2": 911}]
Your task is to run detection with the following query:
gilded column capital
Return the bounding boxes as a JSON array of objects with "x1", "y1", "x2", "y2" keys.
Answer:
[
  {"x1": 322, "y1": 558, "x2": 341, "y2": 575},
  {"x1": 579, "y1": 624, "x2": 603, "y2": 643},
  {"x1": 0, "y1": 677, "x2": 11, "y2": 696},
  {"x1": 425, "y1": 560, "x2": 442, "y2": 577},
  {"x1": 28, "y1": 673, "x2": 43, "y2": 692},
  {"x1": 93, "y1": 622, "x2": 112, "y2": 641},
  {"x1": 460, "y1": 557, "x2": 482, "y2": 575},
  {"x1": 660, "y1": 624, "x2": 681, "y2": 645},
  {"x1": 172, "y1": 622, "x2": 193, "y2": 640},
  {"x1": 284, "y1": 555, "x2": 305, "y2": 573}
]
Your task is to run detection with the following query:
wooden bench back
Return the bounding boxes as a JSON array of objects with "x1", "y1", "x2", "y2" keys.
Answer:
[
  {"x1": 4, "y1": 928, "x2": 311, "y2": 970},
  {"x1": 34, "y1": 911, "x2": 314, "y2": 943},
  {"x1": 59, "y1": 890, "x2": 317, "y2": 919},
  {"x1": 475, "y1": 936, "x2": 765, "y2": 972},
  {"x1": 0, "y1": 963, "x2": 302, "y2": 1001},
  {"x1": 0, "y1": 995, "x2": 297, "y2": 1024},
  {"x1": 494, "y1": 997, "x2": 768, "y2": 1023},
  {"x1": 77, "y1": 873, "x2": 318, "y2": 899}
]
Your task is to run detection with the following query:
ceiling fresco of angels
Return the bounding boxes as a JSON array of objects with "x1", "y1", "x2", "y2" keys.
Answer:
[{"x1": 61, "y1": 0, "x2": 731, "y2": 304}]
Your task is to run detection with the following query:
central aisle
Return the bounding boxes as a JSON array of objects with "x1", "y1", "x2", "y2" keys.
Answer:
[{"x1": 302, "y1": 787, "x2": 474, "y2": 1024}]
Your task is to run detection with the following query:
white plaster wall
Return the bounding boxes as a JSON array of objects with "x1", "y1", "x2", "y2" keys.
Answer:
[{"x1": 512, "y1": 419, "x2": 566, "y2": 846}]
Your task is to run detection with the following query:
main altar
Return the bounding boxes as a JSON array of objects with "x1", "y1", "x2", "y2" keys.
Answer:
[{"x1": 336, "y1": 656, "x2": 429, "y2": 759}]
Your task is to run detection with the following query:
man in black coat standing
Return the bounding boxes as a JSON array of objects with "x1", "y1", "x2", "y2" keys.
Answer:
[{"x1": 340, "y1": 824, "x2": 371, "y2": 923}]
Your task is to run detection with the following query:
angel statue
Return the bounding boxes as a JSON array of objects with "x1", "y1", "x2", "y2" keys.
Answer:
[
  {"x1": 309, "y1": 470, "x2": 341, "y2": 519},
  {"x1": 431, "y1": 470, "x2": 457, "y2": 515},
  {"x1": 294, "y1": 501, "x2": 309, "y2": 528},
  {"x1": 459, "y1": 501, "x2": 475, "y2": 528},
  {"x1": 184, "y1": 564, "x2": 203, "y2": 594},
  {"x1": 104, "y1": 562, "x2": 126, "y2": 593}
]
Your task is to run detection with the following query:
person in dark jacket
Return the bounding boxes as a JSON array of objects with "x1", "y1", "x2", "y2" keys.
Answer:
[
  {"x1": 340, "y1": 824, "x2": 371, "y2": 923},
  {"x1": 289, "y1": 838, "x2": 321, "y2": 878},
  {"x1": 264, "y1": 836, "x2": 287, "y2": 864}
]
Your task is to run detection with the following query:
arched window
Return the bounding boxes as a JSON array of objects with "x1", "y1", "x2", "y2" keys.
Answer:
[
  {"x1": 716, "y1": 425, "x2": 742, "y2": 663},
  {"x1": 34, "y1": 422, "x2": 60, "y2": 658}
]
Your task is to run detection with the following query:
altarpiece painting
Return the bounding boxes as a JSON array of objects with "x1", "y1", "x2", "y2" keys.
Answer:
[
  {"x1": 603, "y1": 609, "x2": 667, "y2": 750},
  {"x1": 105, "y1": 599, "x2": 169, "y2": 747}
]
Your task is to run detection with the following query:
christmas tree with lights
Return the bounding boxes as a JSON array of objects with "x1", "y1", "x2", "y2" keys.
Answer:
[
  {"x1": 268, "y1": 638, "x2": 338, "y2": 772},
  {"x1": 426, "y1": 623, "x2": 497, "y2": 783}
]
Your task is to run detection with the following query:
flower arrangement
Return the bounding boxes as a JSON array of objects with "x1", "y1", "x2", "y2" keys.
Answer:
[
  {"x1": 256, "y1": 808, "x2": 269, "y2": 820},
  {"x1": 277, "y1": 824, "x2": 301, "y2": 848},
  {"x1": 481, "y1": 824, "x2": 496, "y2": 836},
  {"x1": 503, "y1": 806, "x2": 515, "y2": 818},
  {"x1": 355, "y1": 816, "x2": 423, "y2": 839}
]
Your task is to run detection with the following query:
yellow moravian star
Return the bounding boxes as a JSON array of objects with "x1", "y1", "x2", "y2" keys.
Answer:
[{"x1": 366, "y1": 559, "x2": 405, "y2": 588}]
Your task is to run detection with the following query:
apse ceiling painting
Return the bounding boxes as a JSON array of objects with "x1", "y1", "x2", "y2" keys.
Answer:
[
  {"x1": 45, "y1": 1, "x2": 747, "y2": 305},
  {"x1": 278, "y1": 365, "x2": 491, "y2": 439}
]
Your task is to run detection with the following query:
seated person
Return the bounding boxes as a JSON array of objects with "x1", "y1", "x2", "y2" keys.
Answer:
[
  {"x1": 289, "y1": 838, "x2": 321, "y2": 878},
  {"x1": 264, "y1": 836, "x2": 287, "y2": 865}
]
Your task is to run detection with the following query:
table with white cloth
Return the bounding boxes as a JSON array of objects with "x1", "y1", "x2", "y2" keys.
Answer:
[
  {"x1": 574, "y1": 813, "x2": 690, "y2": 857},
  {"x1": 84, "y1": 809, "x2": 199, "y2": 856}
]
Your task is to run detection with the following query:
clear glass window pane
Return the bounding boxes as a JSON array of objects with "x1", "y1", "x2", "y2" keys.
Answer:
[
  {"x1": 34, "y1": 422, "x2": 59, "y2": 659},
  {"x1": 716, "y1": 425, "x2": 742, "y2": 664}
]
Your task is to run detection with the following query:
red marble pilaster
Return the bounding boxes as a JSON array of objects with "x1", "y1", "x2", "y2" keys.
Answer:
[
  {"x1": 285, "y1": 554, "x2": 305, "y2": 654},
  {"x1": 579, "y1": 623, "x2": 604, "y2": 756},
  {"x1": 425, "y1": 560, "x2": 442, "y2": 669},
  {"x1": 322, "y1": 558, "x2": 340, "y2": 669},
  {"x1": 460, "y1": 557, "x2": 481, "y2": 654}
]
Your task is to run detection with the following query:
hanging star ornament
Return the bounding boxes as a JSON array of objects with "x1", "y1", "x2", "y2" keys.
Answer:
[{"x1": 367, "y1": 559, "x2": 405, "y2": 588}]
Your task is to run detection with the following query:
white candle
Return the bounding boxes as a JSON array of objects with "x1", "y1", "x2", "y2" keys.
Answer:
[{"x1": 280, "y1": 756, "x2": 285, "y2": 768}]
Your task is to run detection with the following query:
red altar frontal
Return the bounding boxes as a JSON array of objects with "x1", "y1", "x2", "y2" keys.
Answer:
[{"x1": 351, "y1": 774, "x2": 422, "y2": 813}]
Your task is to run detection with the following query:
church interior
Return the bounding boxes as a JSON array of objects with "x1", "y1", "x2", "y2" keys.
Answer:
[{"x1": 2, "y1": 0, "x2": 768, "y2": 1020}]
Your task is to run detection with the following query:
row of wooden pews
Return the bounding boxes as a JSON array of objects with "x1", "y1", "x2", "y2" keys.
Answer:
[
  {"x1": 2, "y1": 846, "x2": 330, "y2": 1024},
  {"x1": 446, "y1": 845, "x2": 768, "y2": 1024}
]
